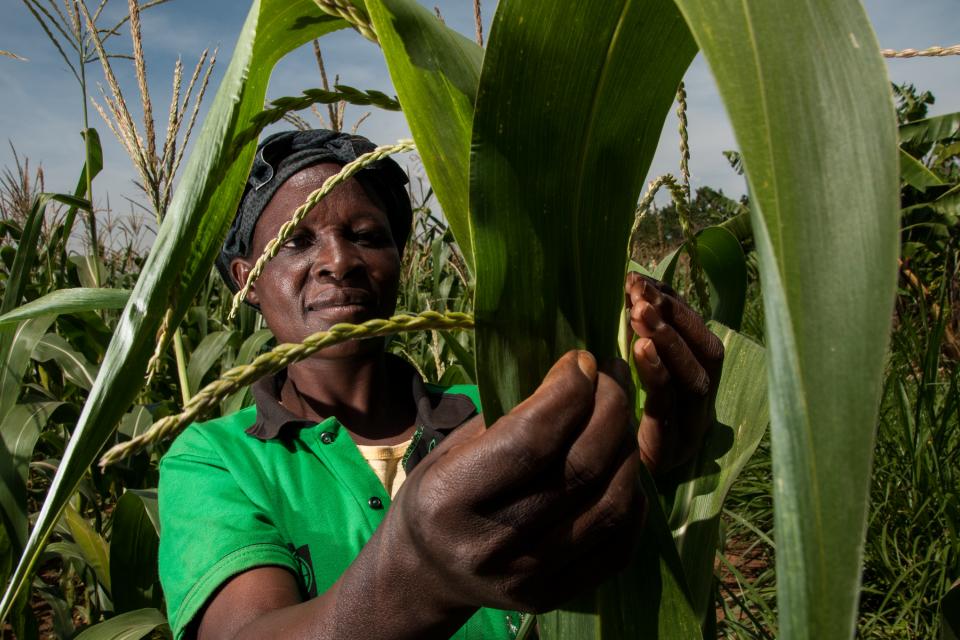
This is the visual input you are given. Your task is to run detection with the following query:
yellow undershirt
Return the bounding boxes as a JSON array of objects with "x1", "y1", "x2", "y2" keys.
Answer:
[{"x1": 354, "y1": 438, "x2": 412, "y2": 499}]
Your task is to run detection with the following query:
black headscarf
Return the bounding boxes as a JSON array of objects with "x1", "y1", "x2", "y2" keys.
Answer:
[{"x1": 215, "y1": 129, "x2": 412, "y2": 293}]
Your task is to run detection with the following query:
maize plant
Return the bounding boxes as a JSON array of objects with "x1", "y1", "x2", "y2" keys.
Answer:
[{"x1": 0, "y1": 0, "x2": 898, "y2": 639}]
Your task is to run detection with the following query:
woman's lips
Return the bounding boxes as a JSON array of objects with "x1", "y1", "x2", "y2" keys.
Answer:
[{"x1": 304, "y1": 288, "x2": 376, "y2": 316}]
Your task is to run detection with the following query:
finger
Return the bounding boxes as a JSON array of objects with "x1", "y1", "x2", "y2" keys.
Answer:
[
  {"x1": 476, "y1": 351, "x2": 598, "y2": 485},
  {"x1": 634, "y1": 279, "x2": 724, "y2": 379},
  {"x1": 492, "y1": 455, "x2": 645, "y2": 612},
  {"x1": 630, "y1": 300, "x2": 710, "y2": 396},
  {"x1": 470, "y1": 368, "x2": 635, "y2": 536},
  {"x1": 563, "y1": 368, "x2": 636, "y2": 491},
  {"x1": 632, "y1": 338, "x2": 672, "y2": 420}
]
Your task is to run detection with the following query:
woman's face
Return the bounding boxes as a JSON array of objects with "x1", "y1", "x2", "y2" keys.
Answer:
[{"x1": 231, "y1": 162, "x2": 401, "y2": 357}]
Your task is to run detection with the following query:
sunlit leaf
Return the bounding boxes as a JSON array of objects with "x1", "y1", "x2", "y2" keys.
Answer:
[
  {"x1": 32, "y1": 334, "x2": 98, "y2": 391},
  {"x1": 900, "y1": 148, "x2": 945, "y2": 192},
  {"x1": 899, "y1": 111, "x2": 960, "y2": 145},
  {"x1": 0, "y1": 289, "x2": 131, "y2": 327},
  {"x1": 63, "y1": 504, "x2": 111, "y2": 593},
  {"x1": 0, "y1": 402, "x2": 64, "y2": 553},
  {"x1": 669, "y1": 1, "x2": 899, "y2": 638},
  {"x1": 366, "y1": 0, "x2": 482, "y2": 271},
  {"x1": 0, "y1": 317, "x2": 57, "y2": 420},
  {"x1": 468, "y1": 0, "x2": 698, "y2": 636},
  {"x1": 69, "y1": 255, "x2": 108, "y2": 290},
  {"x1": 73, "y1": 607, "x2": 170, "y2": 640}
]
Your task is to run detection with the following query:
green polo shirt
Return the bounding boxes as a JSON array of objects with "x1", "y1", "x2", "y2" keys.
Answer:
[{"x1": 158, "y1": 366, "x2": 522, "y2": 640}]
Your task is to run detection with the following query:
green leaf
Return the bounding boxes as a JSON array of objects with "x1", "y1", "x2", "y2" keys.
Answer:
[
  {"x1": 468, "y1": 0, "x2": 697, "y2": 636},
  {"x1": 125, "y1": 489, "x2": 160, "y2": 535},
  {"x1": 631, "y1": 226, "x2": 748, "y2": 330},
  {"x1": 899, "y1": 148, "x2": 945, "y2": 192},
  {"x1": 186, "y1": 330, "x2": 237, "y2": 396},
  {"x1": 696, "y1": 227, "x2": 747, "y2": 330},
  {"x1": 69, "y1": 255, "x2": 108, "y2": 290},
  {"x1": 110, "y1": 491, "x2": 161, "y2": 613},
  {"x1": 221, "y1": 329, "x2": 274, "y2": 415},
  {"x1": 63, "y1": 503, "x2": 111, "y2": 593},
  {"x1": 32, "y1": 334, "x2": 98, "y2": 391},
  {"x1": 0, "y1": 289, "x2": 131, "y2": 327},
  {"x1": 73, "y1": 608, "x2": 170, "y2": 640},
  {"x1": 0, "y1": 316, "x2": 57, "y2": 420},
  {"x1": 366, "y1": 0, "x2": 483, "y2": 271},
  {"x1": 932, "y1": 184, "x2": 960, "y2": 221},
  {"x1": 61, "y1": 128, "x2": 104, "y2": 248},
  {"x1": 1, "y1": 195, "x2": 47, "y2": 315},
  {"x1": 117, "y1": 406, "x2": 154, "y2": 442},
  {"x1": 899, "y1": 111, "x2": 960, "y2": 145},
  {"x1": 439, "y1": 330, "x2": 475, "y2": 379},
  {"x1": 470, "y1": 0, "x2": 696, "y2": 420},
  {"x1": 0, "y1": 402, "x2": 64, "y2": 554},
  {"x1": 668, "y1": 1, "x2": 899, "y2": 638},
  {"x1": 663, "y1": 324, "x2": 768, "y2": 625},
  {"x1": 0, "y1": 0, "x2": 348, "y2": 619}
]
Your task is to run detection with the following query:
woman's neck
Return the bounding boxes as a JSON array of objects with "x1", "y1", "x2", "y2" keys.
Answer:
[{"x1": 281, "y1": 352, "x2": 417, "y2": 446}]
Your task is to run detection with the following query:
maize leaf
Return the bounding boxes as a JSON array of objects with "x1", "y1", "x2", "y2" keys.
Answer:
[
  {"x1": 669, "y1": 1, "x2": 899, "y2": 638},
  {"x1": 366, "y1": 0, "x2": 483, "y2": 272}
]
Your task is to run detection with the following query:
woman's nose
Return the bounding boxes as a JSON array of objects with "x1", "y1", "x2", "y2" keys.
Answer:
[{"x1": 310, "y1": 236, "x2": 363, "y2": 281}]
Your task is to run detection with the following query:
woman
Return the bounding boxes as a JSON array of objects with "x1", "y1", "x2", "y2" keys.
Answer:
[{"x1": 158, "y1": 130, "x2": 723, "y2": 640}]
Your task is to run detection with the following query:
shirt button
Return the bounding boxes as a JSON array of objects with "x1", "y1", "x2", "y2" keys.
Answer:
[
  {"x1": 368, "y1": 496, "x2": 383, "y2": 510},
  {"x1": 320, "y1": 432, "x2": 335, "y2": 444}
]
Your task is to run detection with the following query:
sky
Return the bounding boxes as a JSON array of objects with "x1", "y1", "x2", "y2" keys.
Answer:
[{"x1": 1, "y1": 0, "x2": 958, "y2": 242}]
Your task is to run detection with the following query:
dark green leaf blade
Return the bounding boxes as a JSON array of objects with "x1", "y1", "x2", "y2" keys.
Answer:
[
  {"x1": 668, "y1": 1, "x2": 900, "y2": 637},
  {"x1": 32, "y1": 334, "x2": 98, "y2": 391},
  {"x1": 469, "y1": 0, "x2": 698, "y2": 636},
  {"x1": 696, "y1": 227, "x2": 747, "y2": 330},
  {"x1": 110, "y1": 491, "x2": 162, "y2": 613},
  {"x1": 470, "y1": 0, "x2": 697, "y2": 420}
]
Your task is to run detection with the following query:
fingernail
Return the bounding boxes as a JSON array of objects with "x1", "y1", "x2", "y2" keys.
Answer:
[
  {"x1": 641, "y1": 302, "x2": 662, "y2": 328},
  {"x1": 642, "y1": 340, "x2": 661, "y2": 366},
  {"x1": 576, "y1": 350, "x2": 598, "y2": 382}
]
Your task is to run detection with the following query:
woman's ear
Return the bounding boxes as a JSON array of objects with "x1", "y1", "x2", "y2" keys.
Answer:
[{"x1": 230, "y1": 257, "x2": 260, "y2": 306}]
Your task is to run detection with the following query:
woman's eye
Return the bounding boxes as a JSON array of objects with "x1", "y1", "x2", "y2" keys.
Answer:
[
  {"x1": 353, "y1": 228, "x2": 389, "y2": 246},
  {"x1": 281, "y1": 233, "x2": 312, "y2": 250}
]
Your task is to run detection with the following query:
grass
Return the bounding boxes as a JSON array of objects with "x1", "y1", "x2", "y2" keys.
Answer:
[{"x1": 715, "y1": 246, "x2": 960, "y2": 639}]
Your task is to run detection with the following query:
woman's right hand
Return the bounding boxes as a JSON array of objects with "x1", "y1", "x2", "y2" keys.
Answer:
[
  {"x1": 383, "y1": 350, "x2": 645, "y2": 615},
  {"x1": 196, "y1": 351, "x2": 644, "y2": 640}
]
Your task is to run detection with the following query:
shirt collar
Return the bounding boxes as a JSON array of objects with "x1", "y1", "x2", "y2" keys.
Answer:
[{"x1": 244, "y1": 357, "x2": 477, "y2": 441}]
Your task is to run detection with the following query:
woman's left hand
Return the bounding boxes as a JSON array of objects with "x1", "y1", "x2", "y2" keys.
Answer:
[{"x1": 625, "y1": 272, "x2": 724, "y2": 475}]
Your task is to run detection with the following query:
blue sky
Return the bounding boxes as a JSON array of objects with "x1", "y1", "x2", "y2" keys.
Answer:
[{"x1": 1, "y1": 0, "x2": 958, "y2": 237}]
